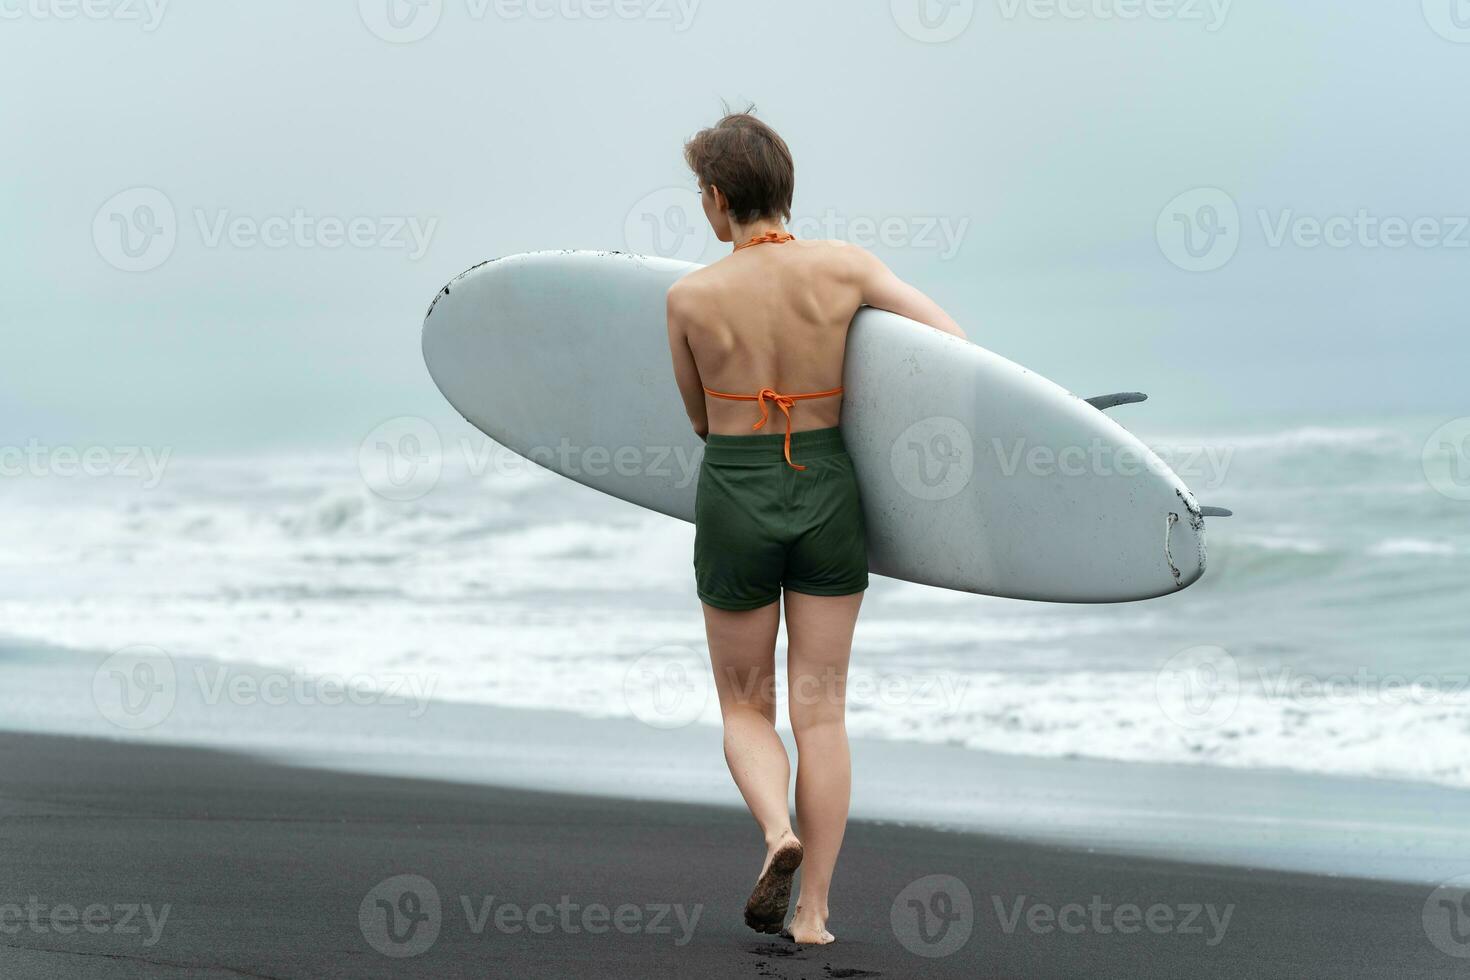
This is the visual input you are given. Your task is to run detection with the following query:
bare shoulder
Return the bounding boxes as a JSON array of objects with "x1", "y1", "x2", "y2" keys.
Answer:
[
  {"x1": 666, "y1": 268, "x2": 715, "y2": 321},
  {"x1": 789, "y1": 239, "x2": 884, "y2": 290}
]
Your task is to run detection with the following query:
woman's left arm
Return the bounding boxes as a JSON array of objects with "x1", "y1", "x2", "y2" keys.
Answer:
[{"x1": 666, "y1": 285, "x2": 709, "y2": 440}]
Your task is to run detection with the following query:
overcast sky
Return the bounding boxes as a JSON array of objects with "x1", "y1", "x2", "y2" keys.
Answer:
[{"x1": 3, "y1": 0, "x2": 1466, "y2": 451}]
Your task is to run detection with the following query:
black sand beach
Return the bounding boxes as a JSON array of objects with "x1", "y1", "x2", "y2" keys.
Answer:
[{"x1": 0, "y1": 731, "x2": 1455, "y2": 979}]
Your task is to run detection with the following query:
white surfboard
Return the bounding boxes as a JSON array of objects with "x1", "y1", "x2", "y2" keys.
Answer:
[{"x1": 423, "y1": 250, "x2": 1210, "y2": 602}]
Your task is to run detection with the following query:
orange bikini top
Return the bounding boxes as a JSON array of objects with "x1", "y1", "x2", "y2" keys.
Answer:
[
  {"x1": 705, "y1": 232, "x2": 842, "y2": 470},
  {"x1": 734, "y1": 230, "x2": 795, "y2": 251},
  {"x1": 703, "y1": 385, "x2": 844, "y2": 470}
]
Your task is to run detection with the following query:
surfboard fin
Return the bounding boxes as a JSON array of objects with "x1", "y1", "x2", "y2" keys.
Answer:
[
  {"x1": 1085, "y1": 392, "x2": 1148, "y2": 411},
  {"x1": 1198, "y1": 506, "x2": 1233, "y2": 517}
]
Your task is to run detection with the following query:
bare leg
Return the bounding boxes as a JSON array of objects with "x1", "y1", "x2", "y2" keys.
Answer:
[
  {"x1": 702, "y1": 599, "x2": 804, "y2": 933},
  {"x1": 783, "y1": 589, "x2": 863, "y2": 945}
]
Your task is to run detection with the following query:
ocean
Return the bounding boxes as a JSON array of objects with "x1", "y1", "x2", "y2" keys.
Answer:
[{"x1": 3, "y1": 416, "x2": 1466, "y2": 788}]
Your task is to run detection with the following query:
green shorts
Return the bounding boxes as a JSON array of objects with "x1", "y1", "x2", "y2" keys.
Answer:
[{"x1": 694, "y1": 427, "x2": 869, "y2": 611}]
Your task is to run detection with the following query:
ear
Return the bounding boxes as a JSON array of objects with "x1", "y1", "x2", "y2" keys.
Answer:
[{"x1": 708, "y1": 184, "x2": 730, "y2": 213}]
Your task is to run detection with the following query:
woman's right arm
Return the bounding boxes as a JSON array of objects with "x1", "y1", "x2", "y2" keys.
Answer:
[
  {"x1": 666, "y1": 281, "x2": 710, "y2": 440},
  {"x1": 848, "y1": 246, "x2": 967, "y2": 340}
]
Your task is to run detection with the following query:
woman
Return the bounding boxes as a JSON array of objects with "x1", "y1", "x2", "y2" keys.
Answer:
[{"x1": 665, "y1": 110, "x2": 965, "y2": 945}]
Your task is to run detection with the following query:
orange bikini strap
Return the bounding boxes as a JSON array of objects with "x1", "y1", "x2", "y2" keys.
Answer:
[
  {"x1": 702, "y1": 385, "x2": 845, "y2": 470},
  {"x1": 734, "y1": 231, "x2": 795, "y2": 251}
]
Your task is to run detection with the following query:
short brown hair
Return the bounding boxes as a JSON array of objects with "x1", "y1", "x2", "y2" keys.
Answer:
[{"x1": 683, "y1": 108, "x2": 794, "y2": 223}]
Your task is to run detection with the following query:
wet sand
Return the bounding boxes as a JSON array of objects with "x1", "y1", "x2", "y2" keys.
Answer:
[{"x1": 0, "y1": 731, "x2": 1457, "y2": 979}]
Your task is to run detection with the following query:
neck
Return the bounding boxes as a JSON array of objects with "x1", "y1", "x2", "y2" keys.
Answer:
[{"x1": 729, "y1": 218, "x2": 788, "y2": 247}]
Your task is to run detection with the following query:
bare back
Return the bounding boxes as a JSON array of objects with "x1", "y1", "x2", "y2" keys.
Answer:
[
  {"x1": 675, "y1": 240, "x2": 863, "y2": 435},
  {"x1": 666, "y1": 237, "x2": 964, "y2": 440}
]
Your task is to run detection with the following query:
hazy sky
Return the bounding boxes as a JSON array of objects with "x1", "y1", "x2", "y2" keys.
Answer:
[{"x1": 3, "y1": 0, "x2": 1466, "y2": 451}]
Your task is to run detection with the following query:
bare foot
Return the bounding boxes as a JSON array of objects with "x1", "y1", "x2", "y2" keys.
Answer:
[
  {"x1": 744, "y1": 830, "x2": 803, "y2": 934},
  {"x1": 784, "y1": 903, "x2": 834, "y2": 945}
]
